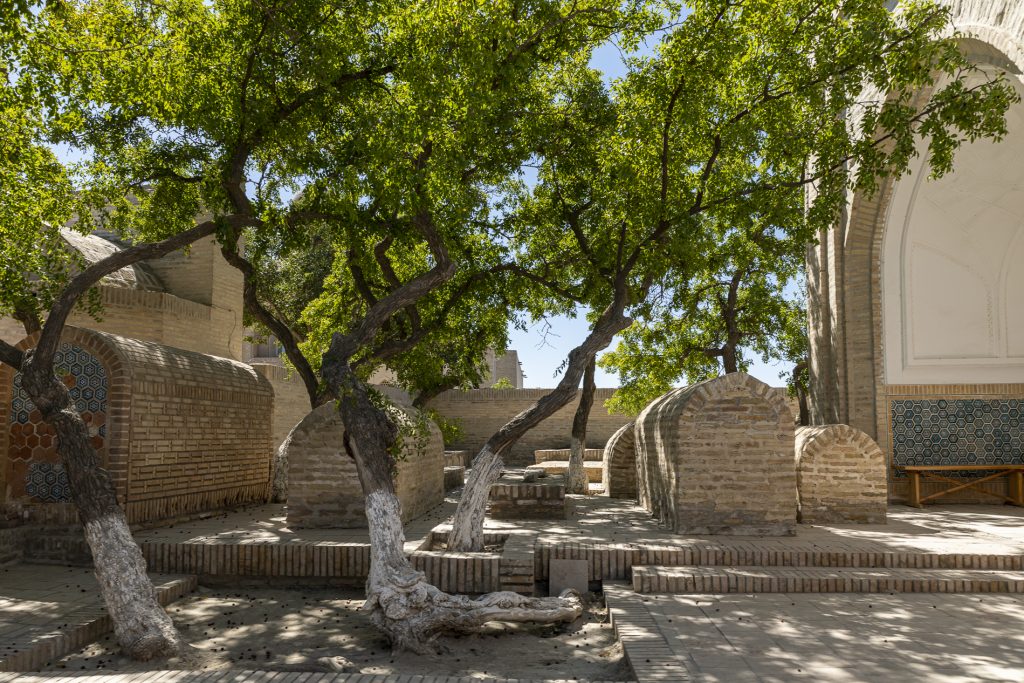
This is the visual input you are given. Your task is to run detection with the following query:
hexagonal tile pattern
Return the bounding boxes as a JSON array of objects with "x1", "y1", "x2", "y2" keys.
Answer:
[
  {"x1": 7, "y1": 342, "x2": 107, "y2": 502},
  {"x1": 25, "y1": 461, "x2": 71, "y2": 502},
  {"x1": 892, "y1": 399, "x2": 1024, "y2": 475}
]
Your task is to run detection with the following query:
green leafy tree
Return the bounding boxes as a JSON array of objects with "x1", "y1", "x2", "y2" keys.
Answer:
[
  {"x1": 601, "y1": 212, "x2": 807, "y2": 416},
  {"x1": 18, "y1": 0, "x2": 645, "y2": 653},
  {"x1": 444, "y1": 0, "x2": 1019, "y2": 549},
  {"x1": 0, "y1": 7, "x2": 217, "y2": 660}
]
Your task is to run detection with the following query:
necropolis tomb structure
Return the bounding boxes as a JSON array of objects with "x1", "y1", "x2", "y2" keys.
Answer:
[
  {"x1": 284, "y1": 401, "x2": 445, "y2": 528},
  {"x1": 795, "y1": 425, "x2": 887, "y2": 524},
  {"x1": 0, "y1": 327, "x2": 274, "y2": 524},
  {"x1": 635, "y1": 373, "x2": 796, "y2": 535}
]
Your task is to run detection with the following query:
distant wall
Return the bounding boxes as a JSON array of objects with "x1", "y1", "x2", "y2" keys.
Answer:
[
  {"x1": 427, "y1": 388, "x2": 632, "y2": 466},
  {"x1": 251, "y1": 363, "x2": 312, "y2": 452}
]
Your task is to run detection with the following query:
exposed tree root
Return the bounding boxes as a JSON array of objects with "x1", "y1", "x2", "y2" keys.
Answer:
[{"x1": 365, "y1": 567, "x2": 583, "y2": 654}]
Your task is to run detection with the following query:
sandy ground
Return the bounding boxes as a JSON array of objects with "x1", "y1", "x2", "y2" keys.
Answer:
[{"x1": 48, "y1": 587, "x2": 634, "y2": 681}]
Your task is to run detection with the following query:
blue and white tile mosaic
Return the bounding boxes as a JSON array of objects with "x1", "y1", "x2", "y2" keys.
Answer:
[
  {"x1": 9, "y1": 342, "x2": 108, "y2": 424},
  {"x1": 891, "y1": 399, "x2": 1024, "y2": 471},
  {"x1": 25, "y1": 462, "x2": 71, "y2": 502}
]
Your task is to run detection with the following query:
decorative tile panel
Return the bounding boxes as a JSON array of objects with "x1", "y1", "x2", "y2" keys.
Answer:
[
  {"x1": 891, "y1": 399, "x2": 1024, "y2": 472},
  {"x1": 25, "y1": 462, "x2": 71, "y2": 502},
  {"x1": 6, "y1": 342, "x2": 108, "y2": 503}
]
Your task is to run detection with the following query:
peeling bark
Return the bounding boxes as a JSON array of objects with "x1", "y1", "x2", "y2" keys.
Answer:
[
  {"x1": 566, "y1": 357, "x2": 596, "y2": 495},
  {"x1": 325, "y1": 358, "x2": 581, "y2": 653},
  {"x1": 20, "y1": 355, "x2": 183, "y2": 660}
]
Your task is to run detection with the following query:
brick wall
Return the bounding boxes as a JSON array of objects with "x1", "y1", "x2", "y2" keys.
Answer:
[
  {"x1": 0, "y1": 327, "x2": 273, "y2": 524},
  {"x1": 285, "y1": 401, "x2": 444, "y2": 528},
  {"x1": 636, "y1": 373, "x2": 796, "y2": 536},
  {"x1": 795, "y1": 424, "x2": 887, "y2": 524},
  {"x1": 1, "y1": 235, "x2": 245, "y2": 360},
  {"x1": 251, "y1": 363, "x2": 313, "y2": 452},
  {"x1": 602, "y1": 421, "x2": 637, "y2": 499},
  {"x1": 427, "y1": 388, "x2": 632, "y2": 466}
]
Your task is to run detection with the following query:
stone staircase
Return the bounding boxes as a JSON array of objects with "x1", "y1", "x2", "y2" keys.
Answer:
[{"x1": 623, "y1": 541, "x2": 1024, "y2": 595}]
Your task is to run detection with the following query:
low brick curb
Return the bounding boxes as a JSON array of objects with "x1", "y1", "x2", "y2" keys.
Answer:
[
  {"x1": 0, "y1": 575, "x2": 197, "y2": 672},
  {"x1": 632, "y1": 565, "x2": 1024, "y2": 594}
]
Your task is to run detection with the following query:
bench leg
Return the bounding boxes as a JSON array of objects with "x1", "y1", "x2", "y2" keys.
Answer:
[
  {"x1": 1009, "y1": 471, "x2": 1024, "y2": 506},
  {"x1": 909, "y1": 471, "x2": 922, "y2": 508}
]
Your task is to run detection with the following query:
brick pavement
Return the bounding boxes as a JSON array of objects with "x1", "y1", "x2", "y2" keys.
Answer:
[
  {"x1": 608, "y1": 590, "x2": 1024, "y2": 682},
  {"x1": 0, "y1": 673, "x2": 624, "y2": 682},
  {"x1": 0, "y1": 565, "x2": 195, "y2": 672}
]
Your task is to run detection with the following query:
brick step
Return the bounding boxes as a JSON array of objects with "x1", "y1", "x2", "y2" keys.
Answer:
[
  {"x1": 632, "y1": 565, "x2": 1024, "y2": 594},
  {"x1": 534, "y1": 448, "x2": 604, "y2": 464},
  {"x1": 526, "y1": 461, "x2": 603, "y2": 483}
]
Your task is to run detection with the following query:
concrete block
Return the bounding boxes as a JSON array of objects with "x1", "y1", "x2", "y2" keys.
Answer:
[{"x1": 549, "y1": 558, "x2": 589, "y2": 596}]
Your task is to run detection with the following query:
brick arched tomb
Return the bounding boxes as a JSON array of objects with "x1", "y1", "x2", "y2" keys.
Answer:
[
  {"x1": 0, "y1": 326, "x2": 274, "y2": 524},
  {"x1": 283, "y1": 401, "x2": 445, "y2": 528},
  {"x1": 635, "y1": 373, "x2": 796, "y2": 535}
]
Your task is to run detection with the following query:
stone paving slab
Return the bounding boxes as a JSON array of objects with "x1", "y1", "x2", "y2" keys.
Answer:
[
  {"x1": 605, "y1": 584, "x2": 689, "y2": 682},
  {"x1": 632, "y1": 565, "x2": 1024, "y2": 593},
  {"x1": 0, "y1": 565, "x2": 196, "y2": 672},
  {"x1": 0, "y1": 672, "x2": 626, "y2": 682},
  {"x1": 622, "y1": 591, "x2": 1024, "y2": 682}
]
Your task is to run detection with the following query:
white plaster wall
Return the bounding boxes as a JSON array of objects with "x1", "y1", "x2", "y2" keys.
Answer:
[{"x1": 882, "y1": 69, "x2": 1024, "y2": 384}]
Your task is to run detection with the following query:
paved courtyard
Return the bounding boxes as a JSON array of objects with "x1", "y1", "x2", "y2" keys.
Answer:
[
  {"x1": 7, "y1": 503, "x2": 1024, "y2": 681},
  {"x1": 628, "y1": 590, "x2": 1024, "y2": 682},
  {"x1": 0, "y1": 565, "x2": 195, "y2": 672}
]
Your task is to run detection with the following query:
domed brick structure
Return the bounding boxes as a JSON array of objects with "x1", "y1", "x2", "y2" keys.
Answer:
[
  {"x1": 284, "y1": 400, "x2": 445, "y2": 528},
  {"x1": 0, "y1": 326, "x2": 274, "y2": 524},
  {"x1": 795, "y1": 425, "x2": 887, "y2": 524},
  {"x1": 635, "y1": 373, "x2": 796, "y2": 535},
  {"x1": 601, "y1": 421, "x2": 637, "y2": 499}
]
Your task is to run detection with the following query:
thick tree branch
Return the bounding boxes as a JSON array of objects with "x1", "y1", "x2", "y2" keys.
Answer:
[
  {"x1": 33, "y1": 220, "x2": 223, "y2": 368},
  {"x1": 220, "y1": 239, "x2": 327, "y2": 408},
  {"x1": 0, "y1": 339, "x2": 24, "y2": 369}
]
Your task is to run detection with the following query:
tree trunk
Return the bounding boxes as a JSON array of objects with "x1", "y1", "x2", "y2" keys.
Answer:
[
  {"x1": 324, "y1": 358, "x2": 581, "y2": 653},
  {"x1": 565, "y1": 357, "x2": 596, "y2": 495},
  {"x1": 20, "y1": 352, "x2": 183, "y2": 660},
  {"x1": 722, "y1": 342, "x2": 739, "y2": 374},
  {"x1": 447, "y1": 304, "x2": 631, "y2": 552}
]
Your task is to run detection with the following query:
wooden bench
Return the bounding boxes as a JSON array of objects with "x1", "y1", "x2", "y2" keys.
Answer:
[{"x1": 899, "y1": 465, "x2": 1024, "y2": 507}]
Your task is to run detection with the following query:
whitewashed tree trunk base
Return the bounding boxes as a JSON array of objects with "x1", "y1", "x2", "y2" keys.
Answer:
[
  {"x1": 85, "y1": 514, "x2": 184, "y2": 660},
  {"x1": 566, "y1": 437, "x2": 589, "y2": 494},
  {"x1": 362, "y1": 489, "x2": 581, "y2": 653},
  {"x1": 447, "y1": 446, "x2": 503, "y2": 552}
]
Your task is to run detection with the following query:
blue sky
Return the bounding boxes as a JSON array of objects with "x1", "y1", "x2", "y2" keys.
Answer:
[{"x1": 507, "y1": 29, "x2": 797, "y2": 390}]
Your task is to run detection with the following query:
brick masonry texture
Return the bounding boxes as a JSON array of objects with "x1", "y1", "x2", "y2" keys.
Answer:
[
  {"x1": 630, "y1": 565, "x2": 1024, "y2": 594},
  {"x1": 635, "y1": 373, "x2": 796, "y2": 536},
  {"x1": 602, "y1": 421, "x2": 637, "y2": 499},
  {"x1": 0, "y1": 327, "x2": 273, "y2": 525},
  {"x1": 806, "y1": 1, "x2": 1024, "y2": 502},
  {"x1": 795, "y1": 425, "x2": 887, "y2": 524},
  {"x1": 251, "y1": 363, "x2": 312, "y2": 453},
  {"x1": 284, "y1": 401, "x2": 444, "y2": 528},
  {"x1": 533, "y1": 448, "x2": 603, "y2": 463},
  {"x1": 0, "y1": 236, "x2": 245, "y2": 362},
  {"x1": 427, "y1": 388, "x2": 632, "y2": 466},
  {"x1": 0, "y1": 575, "x2": 196, "y2": 672},
  {"x1": 488, "y1": 480, "x2": 567, "y2": 520}
]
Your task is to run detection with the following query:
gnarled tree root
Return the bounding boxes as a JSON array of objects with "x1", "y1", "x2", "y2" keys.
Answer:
[{"x1": 364, "y1": 567, "x2": 583, "y2": 654}]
